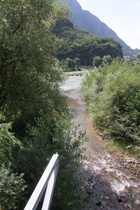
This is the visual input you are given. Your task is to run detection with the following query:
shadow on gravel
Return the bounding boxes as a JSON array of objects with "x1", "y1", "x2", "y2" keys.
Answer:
[{"x1": 80, "y1": 167, "x2": 140, "y2": 210}]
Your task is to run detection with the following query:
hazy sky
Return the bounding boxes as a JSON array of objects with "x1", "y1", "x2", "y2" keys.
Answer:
[{"x1": 76, "y1": 0, "x2": 140, "y2": 49}]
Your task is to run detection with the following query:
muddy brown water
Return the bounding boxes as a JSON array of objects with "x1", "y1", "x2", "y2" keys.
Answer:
[{"x1": 61, "y1": 76, "x2": 140, "y2": 210}]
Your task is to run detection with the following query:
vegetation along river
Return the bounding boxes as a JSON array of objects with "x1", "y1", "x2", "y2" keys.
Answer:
[{"x1": 61, "y1": 75, "x2": 140, "y2": 210}]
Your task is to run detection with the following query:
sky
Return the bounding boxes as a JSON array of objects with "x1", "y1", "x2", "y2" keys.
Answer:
[{"x1": 76, "y1": 0, "x2": 140, "y2": 49}]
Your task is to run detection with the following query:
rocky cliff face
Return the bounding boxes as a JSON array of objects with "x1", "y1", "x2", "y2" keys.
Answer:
[{"x1": 60, "y1": 0, "x2": 131, "y2": 50}]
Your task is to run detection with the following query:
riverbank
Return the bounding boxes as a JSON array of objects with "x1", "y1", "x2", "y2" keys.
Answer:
[
  {"x1": 65, "y1": 65, "x2": 92, "y2": 76},
  {"x1": 62, "y1": 77, "x2": 140, "y2": 209}
]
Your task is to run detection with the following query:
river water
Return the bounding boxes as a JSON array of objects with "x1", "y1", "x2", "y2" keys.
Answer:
[{"x1": 61, "y1": 76, "x2": 140, "y2": 209}]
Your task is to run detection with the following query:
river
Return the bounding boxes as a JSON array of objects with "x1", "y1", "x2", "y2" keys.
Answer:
[{"x1": 61, "y1": 76, "x2": 140, "y2": 209}]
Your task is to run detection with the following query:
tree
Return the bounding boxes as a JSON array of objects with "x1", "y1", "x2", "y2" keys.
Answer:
[
  {"x1": 74, "y1": 57, "x2": 80, "y2": 70},
  {"x1": 137, "y1": 53, "x2": 140, "y2": 59},
  {"x1": 0, "y1": 1, "x2": 88, "y2": 209},
  {"x1": 102, "y1": 55, "x2": 112, "y2": 65},
  {"x1": 66, "y1": 58, "x2": 75, "y2": 70},
  {"x1": 53, "y1": 21, "x2": 123, "y2": 65},
  {"x1": 92, "y1": 56, "x2": 102, "y2": 67},
  {"x1": 0, "y1": 0, "x2": 69, "y2": 121}
]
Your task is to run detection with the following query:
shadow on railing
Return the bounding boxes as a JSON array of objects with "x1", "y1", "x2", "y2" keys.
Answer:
[{"x1": 24, "y1": 154, "x2": 59, "y2": 210}]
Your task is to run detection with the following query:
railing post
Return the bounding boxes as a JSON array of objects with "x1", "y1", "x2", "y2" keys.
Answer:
[
  {"x1": 24, "y1": 154, "x2": 59, "y2": 210},
  {"x1": 42, "y1": 161, "x2": 59, "y2": 210}
]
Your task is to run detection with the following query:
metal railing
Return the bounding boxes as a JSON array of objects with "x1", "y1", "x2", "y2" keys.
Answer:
[{"x1": 24, "y1": 154, "x2": 59, "y2": 210}]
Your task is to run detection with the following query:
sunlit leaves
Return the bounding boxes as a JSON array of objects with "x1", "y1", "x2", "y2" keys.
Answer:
[
  {"x1": 0, "y1": 114, "x2": 21, "y2": 167},
  {"x1": 0, "y1": 167, "x2": 26, "y2": 210},
  {"x1": 82, "y1": 59, "x2": 140, "y2": 147},
  {"x1": 0, "y1": 0, "x2": 68, "y2": 120}
]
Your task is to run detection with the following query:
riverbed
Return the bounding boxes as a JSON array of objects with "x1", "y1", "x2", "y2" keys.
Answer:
[{"x1": 61, "y1": 76, "x2": 140, "y2": 209}]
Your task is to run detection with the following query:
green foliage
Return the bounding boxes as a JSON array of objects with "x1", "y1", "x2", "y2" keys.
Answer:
[
  {"x1": 53, "y1": 21, "x2": 123, "y2": 65},
  {"x1": 93, "y1": 56, "x2": 102, "y2": 67},
  {"x1": 74, "y1": 57, "x2": 80, "y2": 69},
  {"x1": 66, "y1": 58, "x2": 76, "y2": 71},
  {"x1": 0, "y1": 0, "x2": 68, "y2": 121},
  {"x1": 13, "y1": 113, "x2": 87, "y2": 209},
  {"x1": 82, "y1": 59, "x2": 140, "y2": 153},
  {"x1": 92, "y1": 55, "x2": 114, "y2": 68},
  {"x1": 123, "y1": 48, "x2": 140, "y2": 57},
  {"x1": 0, "y1": 114, "x2": 21, "y2": 167},
  {"x1": 102, "y1": 55, "x2": 112, "y2": 65},
  {"x1": 0, "y1": 167, "x2": 26, "y2": 210},
  {"x1": 0, "y1": 1, "x2": 89, "y2": 209},
  {"x1": 0, "y1": 111, "x2": 87, "y2": 209},
  {"x1": 137, "y1": 53, "x2": 140, "y2": 59},
  {"x1": 64, "y1": 57, "x2": 81, "y2": 71},
  {"x1": 0, "y1": 115, "x2": 26, "y2": 209}
]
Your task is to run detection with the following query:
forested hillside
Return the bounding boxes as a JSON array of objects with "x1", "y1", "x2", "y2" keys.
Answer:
[
  {"x1": 59, "y1": 0, "x2": 131, "y2": 51},
  {"x1": 53, "y1": 21, "x2": 123, "y2": 65},
  {"x1": 59, "y1": 0, "x2": 140, "y2": 57}
]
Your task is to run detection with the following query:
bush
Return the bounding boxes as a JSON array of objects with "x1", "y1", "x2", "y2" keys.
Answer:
[
  {"x1": 0, "y1": 114, "x2": 21, "y2": 167},
  {"x1": 0, "y1": 115, "x2": 26, "y2": 209},
  {"x1": 82, "y1": 60, "x2": 140, "y2": 150},
  {"x1": 0, "y1": 167, "x2": 26, "y2": 210},
  {"x1": 13, "y1": 113, "x2": 87, "y2": 209}
]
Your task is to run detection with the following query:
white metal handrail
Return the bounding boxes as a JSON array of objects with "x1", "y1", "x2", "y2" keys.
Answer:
[{"x1": 24, "y1": 154, "x2": 59, "y2": 210}]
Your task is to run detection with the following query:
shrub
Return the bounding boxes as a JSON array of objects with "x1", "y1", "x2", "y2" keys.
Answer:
[
  {"x1": 82, "y1": 60, "x2": 140, "y2": 150},
  {"x1": 0, "y1": 114, "x2": 21, "y2": 167},
  {"x1": 13, "y1": 113, "x2": 87, "y2": 209},
  {"x1": 0, "y1": 168, "x2": 26, "y2": 210}
]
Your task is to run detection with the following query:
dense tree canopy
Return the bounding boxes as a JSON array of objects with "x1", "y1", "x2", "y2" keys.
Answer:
[
  {"x1": 53, "y1": 21, "x2": 123, "y2": 65},
  {"x1": 0, "y1": 0, "x2": 69, "y2": 121}
]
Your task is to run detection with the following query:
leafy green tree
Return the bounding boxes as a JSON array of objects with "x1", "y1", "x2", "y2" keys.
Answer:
[
  {"x1": 125, "y1": 57, "x2": 134, "y2": 65},
  {"x1": 0, "y1": 1, "x2": 89, "y2": 209},
  {"x1": 93, "y1": 56, "x2": 102, "y2": 67},
  {"x1": 66, "y1": 58, "x2": 75, "y2": 70},
  {"x1": 53, "y1": 21, "x2": 123, "y2": 65},
  {"x1": 137, "y1": 53, "x2": 140, "y2": 59},
  {"x1": 0, "y1": 0, "x2": 69, "y2": 121},
  {"x1": 74, "y1": 57, "x2": 80, "y2": 70},
  {"x1": 102, "y1": 55, "x2": 112, "y2": 65}
]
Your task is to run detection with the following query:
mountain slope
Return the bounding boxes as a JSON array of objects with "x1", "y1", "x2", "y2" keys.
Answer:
[
  {"x1": 53, "y1": 20, "x2": 123, "y2": 64},
  {"x1": 60, "y1": 0, "x2": 131, "y2": 50}
]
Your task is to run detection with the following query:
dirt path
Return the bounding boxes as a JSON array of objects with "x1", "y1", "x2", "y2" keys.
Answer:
[{"x1": 65, "y1": 89, "x2": 140, "y2": 210}]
